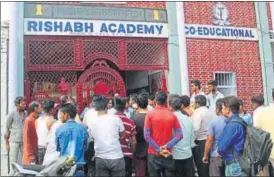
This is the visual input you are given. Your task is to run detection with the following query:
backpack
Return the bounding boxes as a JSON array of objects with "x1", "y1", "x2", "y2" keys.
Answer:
[{"x1": 231, "y1": 118, "x2": 273, "y2": 176}]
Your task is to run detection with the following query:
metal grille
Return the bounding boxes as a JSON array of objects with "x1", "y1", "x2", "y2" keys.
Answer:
[
  {"x1": 126, "y1": 40, "x2": 166, "y2": 65},
  {"x1": 25, "y1": 36, "x2": 168, "y2": 70},
  {"x1": 215, "y1": 72, "x2": 235, "y2": 87},
  {"x1": 214, "y1": 72, "x2": 237, "y2": 96},
  {"x1": 27, "y1": 71, "x2": 77, "y2": 101},
  {"x1": 24, "y1": 36, "x2": 169, "y2": 107},
  {"x1": 77, "y1": 60, "x2": 126, "y2": 111},
  {"x1": 84, "y1": 40, "x2": 119, "y2": 60},
  {"x1": 82, "y1": 70, "x2": 122, "y2": 96},
  {"x1": 28, "y1": 40, "x2": 74, "y2": 65}
]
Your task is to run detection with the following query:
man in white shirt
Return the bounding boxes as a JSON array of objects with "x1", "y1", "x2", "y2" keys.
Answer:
[
  {"x1": 83, "y1": 106, "x2": 97, "y2": 128},
  {"x1": 88, "y1": 95, "x2": 126, "y2": 177},
  {"x1": 147, "y1": 95, "x2": 155, "y2": 111},
  {"x1": 251, "y1": 95, "x2": 264, "y2": 127},
  {"x1": 256, "y1": 93, "x2": 274, "y2": 176},
  {"x1": 190, "y1": 80, "x2": 205, "y2": 106},
  {"x1": 42, "y1": 119, "x2": 63, "y2": 166},
  {"x1": 36, "y1": 99, "x2": 56, "y2": 165},
  {"x1": 206, "y1": 80, "x2": 224, "y2": 113},
  {"x1": 81, "y1": 104, "x2": 97, "y2": 176},
  {"x1": 192, "y1": 95, "x2": 215, "y2": 177}
]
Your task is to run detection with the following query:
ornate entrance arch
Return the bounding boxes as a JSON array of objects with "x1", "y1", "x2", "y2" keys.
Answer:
[{"x1": 76, "y1": 60, "x2": 126, "y2": 111}]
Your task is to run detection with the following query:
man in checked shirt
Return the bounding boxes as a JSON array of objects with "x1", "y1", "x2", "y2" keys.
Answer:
[{"x1": 114, "y1": 97, "x2": 137, "y2": 177}]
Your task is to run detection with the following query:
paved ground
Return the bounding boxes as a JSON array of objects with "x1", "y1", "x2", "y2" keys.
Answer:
[
  {"x1": 1, "y1": 153, "x2": 8, "y2": 176},
  {"x1": 1, "y1": 130, "x2": 8, "y2": 176}
]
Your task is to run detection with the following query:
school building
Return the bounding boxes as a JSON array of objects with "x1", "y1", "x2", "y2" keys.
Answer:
[{"x1": 6, "y1": 1, "x2": 274, "y2": 113}]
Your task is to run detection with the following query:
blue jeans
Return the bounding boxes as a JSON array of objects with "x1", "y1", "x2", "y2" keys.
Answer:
[
  {"x1": 225, "y1": 162, "x2": 243, "y2": 176},
  {"x1": 73, "y1": 169, "x2": 85, "y2": 176}
]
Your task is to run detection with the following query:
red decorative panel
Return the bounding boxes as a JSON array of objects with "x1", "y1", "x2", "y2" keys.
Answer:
[
  {"x1": 26, "y1": 37, "x2": 74, "y2": 65},
  {"x1": 24, "y1": 36, "x2": 168, "y2": 107},
  {"x1": 83, "y1": 39, "x2": 119, "y2": 66},
  {"x1": 125, "y1": 39, "x2": 168, "y2": 70},
  {"x1": 31, "y1": 91, "x2": 50, "y2": 103},
  {"x1": 77, "y1": 60, "x2": 126, "y2": 111},
  {"x1": 184, "y1": 2, "x2": 257, "y2": 28},
  {"x1": 24, "y1": 36, "x2": 168, "y2": 71},
  {"x1": 26, "y1": 71, "x2": 77, "y2": 103}
]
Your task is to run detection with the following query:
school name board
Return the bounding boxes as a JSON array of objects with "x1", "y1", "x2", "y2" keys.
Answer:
[
  {"x1": 24, "y1": 3, "x2": 167, "y2": 23},
  {"x1": 185, "y1": 24, "x2": 259, "y2": 41},
  {"x1": 24, "y1": 19, "x2": 168, "y2": 38}
]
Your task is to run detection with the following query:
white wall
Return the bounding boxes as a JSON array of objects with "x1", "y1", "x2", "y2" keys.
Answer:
[
  {"x1": 1, "y1": 21, "x2": 9, "y2": 156},
  {"x1": 126, "y1": 71, "x2": 149, "y2": 90},
  {"x1": 271, "y1": 2, "x2": 274, "y2": 31}
]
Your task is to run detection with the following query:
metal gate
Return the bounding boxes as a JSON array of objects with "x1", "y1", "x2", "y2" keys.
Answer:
[
  {"x1": 76, "y1": 60, "x2": 126, "y2": 111},
  {"x1": 24, "y1": 36, "x2": 168, "y2": 109}
]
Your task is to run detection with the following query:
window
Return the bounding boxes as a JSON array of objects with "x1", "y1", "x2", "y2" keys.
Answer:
[{"x1": 214, "y1": 72, "x2": 237, "y2": 96}]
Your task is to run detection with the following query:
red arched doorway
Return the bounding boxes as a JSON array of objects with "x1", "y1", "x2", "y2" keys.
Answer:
[{"x1": 76, "y1": 60, "x2": 126, "y2": 111}]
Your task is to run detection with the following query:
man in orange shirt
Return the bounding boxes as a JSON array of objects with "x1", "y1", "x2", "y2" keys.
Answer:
[{"x1": 22, "y1": 101, "x2": 42, "y2": 165}]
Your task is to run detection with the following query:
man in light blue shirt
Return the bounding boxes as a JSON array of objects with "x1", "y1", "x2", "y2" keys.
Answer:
[
  {"x1": 56, "y1": 103, "x2": 88, "y2": 176},
  {"x1": 238, "y1": 99, "x2": 252, "y2": 125},
  {"x1": 169, "y1": 94, "x2": 195, "y2": 177},
  {"x1": 203, "y1": 98, "x2": 226, "y2": 177}
]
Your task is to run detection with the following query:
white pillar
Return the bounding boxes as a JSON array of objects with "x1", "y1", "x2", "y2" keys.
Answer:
[
  {"x1": 8, "y1": 2, "x2": 19, "y2": 112},
  {"x1": 176, "y1": 2, "x2": 190, "y2": 95}
]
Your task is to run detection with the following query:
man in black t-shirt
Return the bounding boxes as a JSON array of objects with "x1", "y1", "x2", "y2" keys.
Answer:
[{"x1": 131, "y1": 93, "x2": 149, "y2": 177}]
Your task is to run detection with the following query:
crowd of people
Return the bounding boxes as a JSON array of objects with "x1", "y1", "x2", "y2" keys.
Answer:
[{"x1": 4, "y1": 79, "x2": 274, "y2": 177}]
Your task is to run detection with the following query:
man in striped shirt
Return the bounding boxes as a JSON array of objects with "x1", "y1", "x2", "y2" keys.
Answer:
[{"x1": 114, "y1": 97, "x2": 137, "y2": 177}]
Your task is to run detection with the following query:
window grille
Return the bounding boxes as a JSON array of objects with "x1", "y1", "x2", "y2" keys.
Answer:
[{"x1": 214, "y1": 72, "x2": 237, "y2": 96}]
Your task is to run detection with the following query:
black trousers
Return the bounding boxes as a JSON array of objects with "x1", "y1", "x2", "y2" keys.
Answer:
[
  {"x1": 147, "y1": 154, "x2": 174, "y2": 177},
  {"x1": 37, "y1": 146, "x2": 46, "y2": 165},
  {"x1": 84, "y1": 141, "x2": 95, "y2": 176},
  {"x1": 124, "y1": 157, "x2": 133, "y2": 177},
  {"x1": 193, "y1": 140, "x2": 209, "y2": 177},
  {"x1": 174, "y1": 157, "x2": 194, "y2": 177}
]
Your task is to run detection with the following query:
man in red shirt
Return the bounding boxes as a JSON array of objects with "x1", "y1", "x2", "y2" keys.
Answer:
[
  {"x1": 22, "y1": 101, "x2": 42, "y2": 165},
  {"x1": 144, "y1": 91, "x2": 183, "y2": 176},
  {"x1": 114, "y1": 97, "x2": 137, "y2": 177}
]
